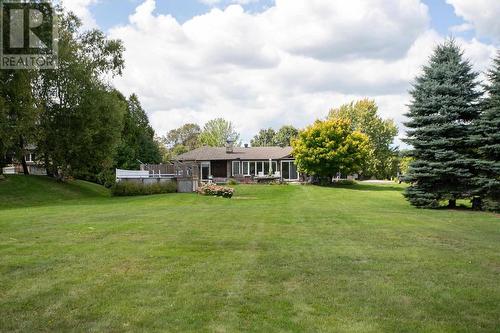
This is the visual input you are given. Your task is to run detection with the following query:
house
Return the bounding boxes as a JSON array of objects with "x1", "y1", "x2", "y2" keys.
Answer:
[
  {"x1": 2, "y1": 145, "x2": 46, "y2": 175},
  {"x1": 175, "y1": 144, "x2": 301, "y2": 183}
]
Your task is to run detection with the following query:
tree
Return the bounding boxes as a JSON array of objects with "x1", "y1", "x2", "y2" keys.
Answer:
[
  {"x1": 292, "y1": 118, "x2": 370, "y2": 181},
  {"x1": 329, "y1": 99, "x2": 398, "y2": 179},
  {"x1": 274, "y1": 125, "x2": 299, "y2": 147},
  {"x1": 469, "y1": 52, "x2": 500, "y2": 211},
  {"x1": 251, "y1": 128, "x2": 276, "y2": 147},
  {"x1": 115, "y1": 94, "x2": 162, "y2": 170},
  {"x1": 403, "y1": 40, "x2": 481, "y2": 208},
  {"x1": 0, "y1": 70, "x2": 40, "y2": 175},
  {"x1": 36, "y1": 10, "x2": 126, "y2": 180},
  {"x1": 163, "y1": 123, "x2": 201, "y2": 157},
  {"x1": 199, "y1": 118, "x2": 240, "y2": 147}
]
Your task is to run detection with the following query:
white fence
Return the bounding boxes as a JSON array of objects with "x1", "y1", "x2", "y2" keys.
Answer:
[
  {"x1": 115, "y1": 169, "x2": 177, "y2": 181},
  {"x1": 2, "y1": 167, "x2": 15, "y2": 174},
  {"x1": 115, "y1": 169, "x2": 150, "y2": 180}
]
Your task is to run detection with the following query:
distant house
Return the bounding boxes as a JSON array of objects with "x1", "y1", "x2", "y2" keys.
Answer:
[
  {"x1": 2, "y1": 145, "x2": 46, "y2": 175},
  {"x1": 175, "y1": 144, "x2": 301, "y2": 183}
]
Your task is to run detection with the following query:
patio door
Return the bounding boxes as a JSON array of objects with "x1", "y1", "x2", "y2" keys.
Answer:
[{"x1": 281, "y1": 161, "x2": 298, "y2": 181}]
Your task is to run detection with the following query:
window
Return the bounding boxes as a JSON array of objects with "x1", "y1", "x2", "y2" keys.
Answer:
[
  {"x1": 201, "y1": 162, "x2": 210, "y2": 180},
  {"x1": 249, "y1": 162, "x2": 256, "y2": 175},
  {"x1": 232, "y1": 161, "x2": 241, "y2": 176},
  {"x1": 242, "y1": 161, "x2": 249, "y2": 175}
]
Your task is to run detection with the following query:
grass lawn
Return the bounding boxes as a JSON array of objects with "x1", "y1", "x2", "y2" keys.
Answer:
[{"x1": 1, "y1": 176, "x2": 499, "y2": 332}]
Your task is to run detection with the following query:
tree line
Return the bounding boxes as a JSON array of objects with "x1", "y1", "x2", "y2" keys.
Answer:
[{"x1": 0, "y1": 9, "x2": 161, "y2": 186}]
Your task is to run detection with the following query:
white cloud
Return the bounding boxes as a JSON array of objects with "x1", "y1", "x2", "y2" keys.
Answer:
[
  {"x1": 108, "y1": 0, "x2": 497, "y2": 145},
  {"x1": 198, "y1": 0, "x2": 259, "y2": 6},
  {"x1": 446, "y1": 0, "x2": 500, "y2": 41},
  {"x1": 60, "y1": 0, "x2": 99, "y2": 30}
]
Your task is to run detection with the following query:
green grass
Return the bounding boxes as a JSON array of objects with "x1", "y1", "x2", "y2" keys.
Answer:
[{"x1": 0, "y1": 176, "x2": 499, "y2": 332}]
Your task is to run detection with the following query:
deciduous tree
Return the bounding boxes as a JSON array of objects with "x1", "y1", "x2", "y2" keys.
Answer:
[
  {"x1": 292, "y1": 118, "x2": 370, "y2": 181},
  {"x1": 329, "y1": 99, "x2": 398, "y2": 179},
  {"x1": 199, "y1": 118, "x2": 240, "y2": 147}
]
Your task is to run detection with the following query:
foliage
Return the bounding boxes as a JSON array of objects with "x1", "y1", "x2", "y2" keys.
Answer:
[
  {"x1": 329, "y1": 99, "x2": 398, "y2": 179},
  {"x1": 114, "y1": 94, "x2": 162, "y2": 170},
  {"x1": 398, "y1": 156, "x2": 414, "y2": 178},
  {"x1": 199, "y1": 118, "x2": 240, "y2": 147},
  {"x1": 250, "y1": 126, "x2": 299, "y2": 147},
  {"x1": 274, "y1": 125, "x2": 299, "y2": 147},
  {"x1": 251, "y1": 128, "x2": 276, "y2": 147},
  {"x1": 35, "y1": 10, "x2": 126, "y2": 180},
  {"x1": 292, "y1": 118, "x2": 370, "y2": 179},
  {"x1": 0, "y1": 70, "x2": 40, "y2": 175},
  {"x1": 111, "y1": 181, "x2": 177, "y2": 196},
  {"x1": 403, "y1": 40, "x2": 481, "y2": 208},
  {"x1": 468, "y1": 51, "x2": 500, "y2": 210},
  {"x1": 160, "y1": 123, "x2": 202, "y2": 161},
  {"x1": 197, "y1": 183, "x2": 234, "y2": 198}
]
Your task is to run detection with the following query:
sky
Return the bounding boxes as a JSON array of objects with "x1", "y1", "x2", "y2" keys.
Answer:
[{"x1": 60, "y1": 0, "x2": 500, "y2": 146}]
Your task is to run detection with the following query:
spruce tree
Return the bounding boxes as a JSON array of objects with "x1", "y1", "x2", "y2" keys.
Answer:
[
  {"x1": 403, "y1": 40, "x2": 481, "y2": 208},
  {"x1": 469, "y1": 52, "x2": 500, "y2": 211}
]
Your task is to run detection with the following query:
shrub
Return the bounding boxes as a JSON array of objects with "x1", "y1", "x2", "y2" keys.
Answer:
[
  {"x1": 111, "y1": 181, "x2": 177, "y2": 196},
  {"x1": 227, "y1": 178, "x2": 239, "y2": 185},
  {"x1": 197, "y1": 183, "x2": 234, "y2": 198}
]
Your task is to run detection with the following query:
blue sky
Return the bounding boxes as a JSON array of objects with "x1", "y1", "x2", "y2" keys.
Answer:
[{"x1": 66, "y1": 0, "x2": 499, "y2": 145}]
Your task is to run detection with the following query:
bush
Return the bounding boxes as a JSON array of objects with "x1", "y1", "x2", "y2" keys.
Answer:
[
  {"x1": 227, "y1": 178, "x2": 239, "y2": 185},
  {"x1": 111, "y1": 181, "x2": 177, "y2": 196},
  {"x1": 197, "y1": 183, "x2": 234, "y2": 198}
]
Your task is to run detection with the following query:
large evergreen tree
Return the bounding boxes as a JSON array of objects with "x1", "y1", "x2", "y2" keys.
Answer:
[
  {"x1": 469, "y1": 52, "x2": 500, "y2": 211},
  {"x1": 403, "y1": 40, "x2": 481, "y2": 208},
  {"x1": 115, "y1": 94, "x2": 161, "y2": 170}
]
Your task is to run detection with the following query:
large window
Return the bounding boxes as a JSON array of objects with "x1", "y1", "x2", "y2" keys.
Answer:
[
  {"x1": 241, "y1": 161, "x2": 279, "y2": 176},
  {"x1": 232, "y1": 161, "x2": 241, "y2": 176}
]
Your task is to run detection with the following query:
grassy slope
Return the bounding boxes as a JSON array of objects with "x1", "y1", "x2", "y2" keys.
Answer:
[
  {"x1": 0, "y1": 177, "x2": 499, "y2": 332},
  {"x1": 0, "y1": 175, "x2": 109, "y2": 209}
]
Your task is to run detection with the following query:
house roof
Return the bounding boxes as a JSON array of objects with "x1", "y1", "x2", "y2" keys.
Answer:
[{"x1": 175, "y1": 146, "x2": 294, "y2": 161}]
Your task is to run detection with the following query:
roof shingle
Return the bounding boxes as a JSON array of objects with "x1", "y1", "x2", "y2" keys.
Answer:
[{"x1": 175, "y1": 146, "x2": 293, "y2": 161}]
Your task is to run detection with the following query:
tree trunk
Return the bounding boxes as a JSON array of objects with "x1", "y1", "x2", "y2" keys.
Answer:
[
  {"x1": 19, "y1": 136, "x2": 29, "y2": 175},
  {"x1": 472, "y1": 197, "x2": 482, "y2": 211},
  {"x1": 448, "y1": 199, "x2": 456, "y2": 209}
]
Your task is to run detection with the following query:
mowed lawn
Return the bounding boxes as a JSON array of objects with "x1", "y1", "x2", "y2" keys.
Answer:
[{"x1": 0, "y1": 176, "x2": 499, "y2": 332}]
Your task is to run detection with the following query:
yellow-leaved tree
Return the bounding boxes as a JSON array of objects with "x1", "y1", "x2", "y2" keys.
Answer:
[{"x1": 292, "y1": 118, "x2": 370, "y2": 181}]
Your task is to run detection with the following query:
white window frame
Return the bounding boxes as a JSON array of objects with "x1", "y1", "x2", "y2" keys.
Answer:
[
  {"x1": 232, "y1": 161, "x2": 241, "y2": 176},
  {"x1": 242, "y1": 161, "x2": 250, "y2": 175}
]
